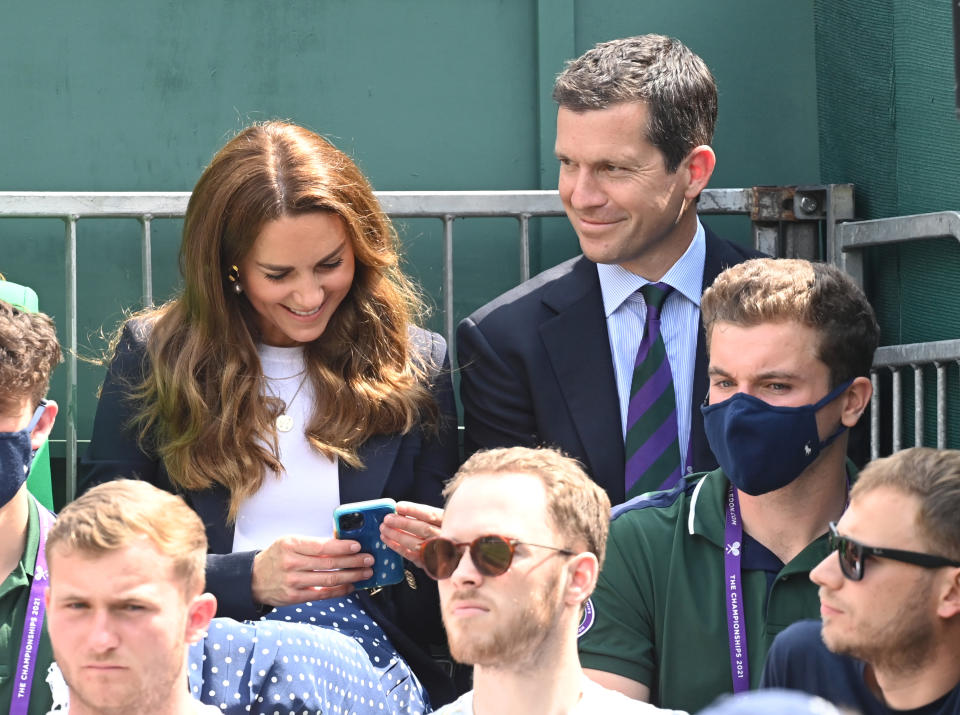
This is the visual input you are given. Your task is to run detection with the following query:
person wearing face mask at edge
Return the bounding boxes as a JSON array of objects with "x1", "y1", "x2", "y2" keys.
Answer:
[
  {"x1": 577, "y1": 258, "x2": 878, "y2": 713},
  {"x1": 0, "y1": 297, "x2": 61, "y2": 715},
  {"x1": 79, "y1": 121, "x2": 460, "y2": 710}
]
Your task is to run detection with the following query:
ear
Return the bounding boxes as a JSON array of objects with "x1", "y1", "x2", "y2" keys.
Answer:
[
  {"x1": 683, "y1": 145, "x2": 716, "y2": 200},
  {"x1": 840, "y1": 377, "x2": 872, "y2": 428},
  {"x1": 564, "y1": 552, "x2": 599, "y2": 607},
  {"x1": 184, "y1": 592, "x2": 217, "y2": 644},
  {"x1": 936, "y1": 568, "x2": 960, "y2": 620},
  {"x1": 30, "y1": 400, "x2": 58, "y2": 452}
]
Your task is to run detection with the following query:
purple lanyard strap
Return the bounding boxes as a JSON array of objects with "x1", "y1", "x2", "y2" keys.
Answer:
[
  {"x1": 723, "y1": 478, "x2": 847, "y2": 695},
  {"x1": 10, "y1": 497, "x2": 55, "y2": 715},
  {"x1": 724, "y1": 484, "x2": 749, "y2": 693}
]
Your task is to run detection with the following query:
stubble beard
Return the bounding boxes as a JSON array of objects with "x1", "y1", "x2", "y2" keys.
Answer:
[
  {"x1": 823, "y1": 583, "x2": 937, "y2": 675},
  {"x1": 445, "y1": 569, "x2": 564, "y2": 669},
  {"x1": 61, "y1": 642, "x2": 187, "y2": 715}
]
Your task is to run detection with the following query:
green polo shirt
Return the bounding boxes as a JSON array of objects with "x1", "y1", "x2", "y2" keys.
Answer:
[
  {"x1": 0, "y1": 498, "x2": 54, "y2": 715},
  {"x1": 578, "y1": 469, "x2": 834, "y2": 713}
]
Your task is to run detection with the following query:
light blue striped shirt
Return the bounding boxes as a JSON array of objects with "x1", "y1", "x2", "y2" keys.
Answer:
[{"x1": 597, "y1": 219, "x2": 706, "y2": 474}]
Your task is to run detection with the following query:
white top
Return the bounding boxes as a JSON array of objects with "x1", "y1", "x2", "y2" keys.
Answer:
[
  {"x1": 44, "y1": 662, "x2": 221, "y2": 714},
  {"x1": 596, "y1": 218, "x2": 707, "y2": 474},
  {"x1": 433, "y1": 676, "x2": 689, "y2": 714},
  {"x1": 231, "y1": 344, "x2": 340, "y2": 552}
]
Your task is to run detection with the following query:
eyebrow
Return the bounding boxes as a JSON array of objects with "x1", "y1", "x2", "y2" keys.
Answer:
[
  {"x1": 708, "y1": 367, "x2": 801, "y2": 381},
  {"x1": 554, "y1": 149, "x2": 637, "y2": 166},
  {"x1": 54, "y1": 591, "x2": 160, "y2": 609},
  {"x1": 255, "y1": 242, "x2": 346, "y2": 271}
]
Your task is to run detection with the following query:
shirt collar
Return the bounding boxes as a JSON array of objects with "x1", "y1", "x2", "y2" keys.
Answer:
[
  {"x1": 596, "y1": 218, "x2": 707, "y2": 317},
  {"x1": 0, "y1": 495, "x2": 40, "y2": 594},
  {"x1": 24, "y1": 495, "x2": 41, "y2": 578},
  {"x1": 689, "y1": 463, "x2": 858, "y2": 572}
]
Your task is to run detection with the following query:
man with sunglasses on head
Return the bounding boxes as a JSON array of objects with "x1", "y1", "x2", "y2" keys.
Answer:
[
  {"x1": 423, "y1": 446, "x2": 684, "y2": 714},
  {"x1": 578, "y1": 258, "x2": 878, "y2": 712},
  {"x1": 761, "y1": 446, "x2": 960, "y2": 714}
]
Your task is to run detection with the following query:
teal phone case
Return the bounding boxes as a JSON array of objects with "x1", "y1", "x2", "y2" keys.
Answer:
[{"x1": 333, "y1": 498, "x2": 404, "y2": 590}]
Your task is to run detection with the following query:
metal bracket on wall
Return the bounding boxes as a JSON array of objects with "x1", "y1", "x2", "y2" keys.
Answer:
[
  {"x1": 746, "y1": 184, "x2": 854, "y2": 260},
  {"x1": 833, "y1": 209, "x2": 960, "y2": 287}
]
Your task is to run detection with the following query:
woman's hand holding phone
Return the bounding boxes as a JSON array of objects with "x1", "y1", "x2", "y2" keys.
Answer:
[
  {"x1": 380, "y1": 501, "x2": 444, "y2": 571},
  {"x1": 251, "y1": 535, "x2": 374, "y2": 607}
]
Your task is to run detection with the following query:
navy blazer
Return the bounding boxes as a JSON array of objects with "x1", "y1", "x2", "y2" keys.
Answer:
[
  {"x1": 457, "y1": 226, "x2": 764, "y2": 505},
  {"x1": 80, "y1": 319, "x2": 460, "y2": 703}
]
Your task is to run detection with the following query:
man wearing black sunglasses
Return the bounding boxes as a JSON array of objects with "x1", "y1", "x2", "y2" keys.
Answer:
[
  {"x1": 762, "y1": 447, "x2": 960, "y2": 713},
  {"x1": 578, "y1": 259, "x2": 878, "y2": 712},
  {"x1": 428, "y1": 447, "x2": 683, "y2": 714}
]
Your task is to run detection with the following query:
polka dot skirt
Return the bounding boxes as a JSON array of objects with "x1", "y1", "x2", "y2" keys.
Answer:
[{"x1": 189, "y1": 597, "x2": 428, "y2": 714}]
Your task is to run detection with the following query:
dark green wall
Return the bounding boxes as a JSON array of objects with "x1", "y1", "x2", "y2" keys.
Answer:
[
  {"x1": 814, "y1": 0, "x2": 960, "y2": 449},
  {"x1": 0, "y1": 1, "x2": 822, "y2": 476}
]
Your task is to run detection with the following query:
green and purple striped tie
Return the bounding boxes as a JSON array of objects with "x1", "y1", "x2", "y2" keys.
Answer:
[{"x1": 624, "y1": 282, "x2": 683, "y2": 499}]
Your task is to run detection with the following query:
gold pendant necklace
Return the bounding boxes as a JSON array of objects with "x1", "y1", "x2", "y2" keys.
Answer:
[{"x1": 265, "y1": 372, "x2": 309, "y2": 433}]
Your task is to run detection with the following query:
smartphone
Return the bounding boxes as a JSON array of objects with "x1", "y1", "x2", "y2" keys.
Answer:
[{"x1": 333, "y1": 498, "x2": 404, "y2": 590}]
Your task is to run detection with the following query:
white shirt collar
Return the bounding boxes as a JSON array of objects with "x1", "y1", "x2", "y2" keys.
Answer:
[{"x1": 597, "y1": 218, "x2": 707, "y2": 317}]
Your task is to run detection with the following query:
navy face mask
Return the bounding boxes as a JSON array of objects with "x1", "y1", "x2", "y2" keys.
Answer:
[
  {"x1": 0, "y1": 403, "x2": 46, "y2": 509},
  {"x1": 701, "y1": 380, "x2": 853, "y2": 496}
]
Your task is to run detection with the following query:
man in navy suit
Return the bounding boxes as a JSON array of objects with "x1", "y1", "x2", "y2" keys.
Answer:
[{"x1": 457, "y1": 34, "x2": 762, "y2": 504}]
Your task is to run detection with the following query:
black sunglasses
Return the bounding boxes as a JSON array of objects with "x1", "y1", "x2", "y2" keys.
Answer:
[
  {"x1": 827, "y1": 522, "x2": 960, "y2": 581},
  {"x1": 420, "y1": 534, "x2": 575, "y2": 580}
]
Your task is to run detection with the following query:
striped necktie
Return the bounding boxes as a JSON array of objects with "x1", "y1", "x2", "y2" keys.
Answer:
[{"x1": 624, "y1": 282, "x2": 683, "y2": 498}]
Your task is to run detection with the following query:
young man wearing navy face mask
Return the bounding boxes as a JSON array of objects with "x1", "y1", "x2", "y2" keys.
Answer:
[
  {"x1": 577, "y1": 258, "x2": 878, "y2": 713},
  {"x1": 0, "y1": 299, "x2": 61, "y2": 715}
]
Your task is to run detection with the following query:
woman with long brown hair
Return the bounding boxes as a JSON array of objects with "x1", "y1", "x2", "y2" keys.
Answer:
[{"x1": 81, "y1": 121, "x2": 459, "y2": 709}]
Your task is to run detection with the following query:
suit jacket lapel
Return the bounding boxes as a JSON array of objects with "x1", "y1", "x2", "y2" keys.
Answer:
[
  {"x1": 689, "y1": 229, "x2": 723, "y2": 469},
  {"x1": 338, "y1": 433, "x2": 401, "y2": 505},
  {"x1": 688, "y1": 226, "x2": 751, "y2": 472},
  {"x1": 539, "y1": 258, "x2": 625, "y2": 503}
]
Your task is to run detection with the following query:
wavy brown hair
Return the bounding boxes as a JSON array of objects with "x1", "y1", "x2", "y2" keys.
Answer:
[{"x1": 129, "y1": 121, "x2": 438, "y2": 520}]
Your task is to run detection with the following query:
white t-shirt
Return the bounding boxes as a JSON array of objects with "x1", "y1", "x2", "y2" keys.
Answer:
[
  {"x1": 232, "y1": 344, "x2": 341, "y2": 552},
  {"x1": 44, "y1": 662, "x2": 221, "y2": 714},
  {"x1": 433, "y1": 676, "x2": 689, "y2": 714}
]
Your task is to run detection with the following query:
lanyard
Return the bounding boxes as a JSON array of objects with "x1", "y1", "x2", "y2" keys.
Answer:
[
  {"x1": 10, "y1": 497, "x2": 55, "y2": 715},
  {"x1": 722, "y1": 477, "x2": 849, "y2": 695},
  {"x1": 723, "y1": 484, "x2": 749, "y2": 693}
]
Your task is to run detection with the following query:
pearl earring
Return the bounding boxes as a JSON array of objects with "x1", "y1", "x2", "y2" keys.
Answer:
[{"x1": 226, "y1": 265, "x2": 242, "y2": 295}]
